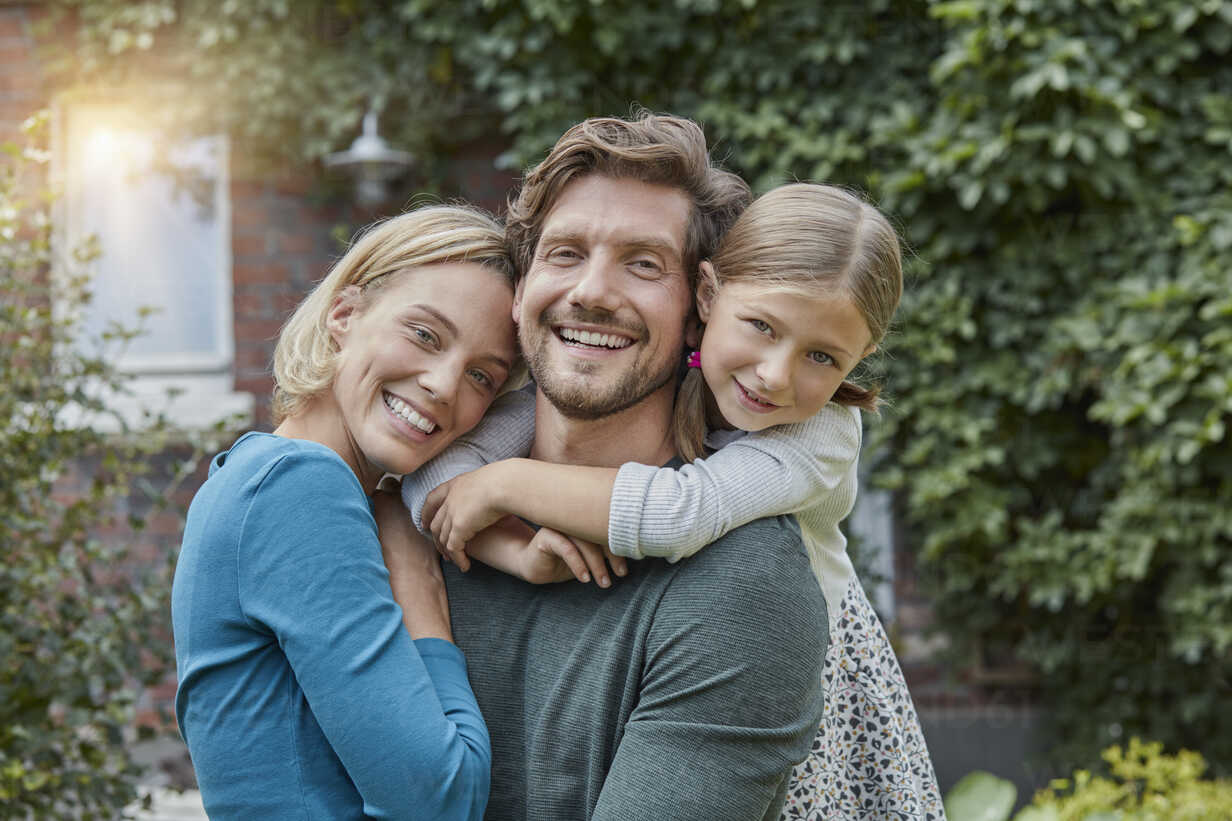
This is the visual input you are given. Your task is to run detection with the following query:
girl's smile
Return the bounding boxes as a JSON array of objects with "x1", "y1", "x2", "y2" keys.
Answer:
[{"x1": 697, "y1": 279, "x2": 875, "y2": 432}]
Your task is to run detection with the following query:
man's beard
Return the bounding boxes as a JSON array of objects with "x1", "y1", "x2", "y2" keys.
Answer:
[{"x1": 521, "y1": 308, "x2": 679, "y2": 421}]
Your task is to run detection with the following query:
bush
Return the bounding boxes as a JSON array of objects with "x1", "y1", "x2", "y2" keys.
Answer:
[
  {"x1": 946, "y1": 739, "x2": 1232, "y2": 821},
  {"x1": 0, "y1": 114, "x2": 210, "y2": 817},
  {"x1": 49, "y1": 0, "x2": 1232, "y2": 773}
]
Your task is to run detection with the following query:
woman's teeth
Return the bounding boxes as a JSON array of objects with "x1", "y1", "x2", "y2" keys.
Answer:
[
  {"x1": 558, "y1": 328, "x2": 632, "y2": 349},
  {"x1": 383, "y1": 393, "x2": 435, "y2": 433}
]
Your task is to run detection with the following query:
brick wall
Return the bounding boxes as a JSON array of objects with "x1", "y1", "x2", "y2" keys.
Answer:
[{"x1": 0, "y1": 5, "x2": 42, "y2": 145}]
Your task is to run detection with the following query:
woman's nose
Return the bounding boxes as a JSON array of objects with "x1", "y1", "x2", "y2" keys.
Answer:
[{"x1": 417, "y1": 360, "x2": 461, "y2": 406}]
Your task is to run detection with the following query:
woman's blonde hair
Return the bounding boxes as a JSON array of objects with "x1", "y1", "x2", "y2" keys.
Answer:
[
  {"x1": 674, "y1": 183, "x2": 903, "y2": 461},
  {"x1": 271, "y1": 204, "x2": 514, "y2": 424}
]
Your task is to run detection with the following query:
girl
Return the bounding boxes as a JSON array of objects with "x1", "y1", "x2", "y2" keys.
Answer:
[{"x1": 404, "y1": 183, "x2": 944, "y2": 819}]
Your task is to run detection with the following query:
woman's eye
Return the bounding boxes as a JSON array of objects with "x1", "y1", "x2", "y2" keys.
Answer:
[
  {"x1": 412, "y1": 326, "x2": 438, "y2": 347},
  {"x1": 808, "y1": 351, "x2": 835, "y2": 366}
]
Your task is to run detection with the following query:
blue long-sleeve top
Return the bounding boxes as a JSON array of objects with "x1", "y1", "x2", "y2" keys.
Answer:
[{"x1": 172, "y1": 432, "x2": 490, "y2": 820}]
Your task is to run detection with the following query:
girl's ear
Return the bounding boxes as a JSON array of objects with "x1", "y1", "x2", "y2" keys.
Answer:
[
  {"x1": 326, "y1": 285, "x2": 363, "y2": 345},
  {"x1": 695, "y1": 261, "x2": 718, "y2": 323}
]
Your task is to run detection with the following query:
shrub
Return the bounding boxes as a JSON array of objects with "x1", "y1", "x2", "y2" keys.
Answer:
[
  {"x1": 0, "y1": 114, "x2": 211, "y2": 817},
  {"x1": 946, "y1": 739, "x2": 1232, "y2": 821}
]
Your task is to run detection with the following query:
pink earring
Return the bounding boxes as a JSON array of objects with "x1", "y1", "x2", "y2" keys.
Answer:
[{"x1": 686, "y1": 351, "x2": 702, "y2": 369}]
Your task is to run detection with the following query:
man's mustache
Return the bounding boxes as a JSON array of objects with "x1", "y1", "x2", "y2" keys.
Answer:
[{"x1": 537, "y1": 308, "x2": 646, "y2": 341}]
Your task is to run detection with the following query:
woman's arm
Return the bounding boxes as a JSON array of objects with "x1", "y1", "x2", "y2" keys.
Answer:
[
  {"x1": 241, "y1": 451, "x2": 489, "y2": 820},
  {"x1": 372, "y1": 490, "x2": 452, "y2": 640}
]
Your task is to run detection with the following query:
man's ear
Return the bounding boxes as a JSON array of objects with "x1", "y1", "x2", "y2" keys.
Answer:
[
  {"x1": 325, "y1": 286, "x2": 363, "y2": 345},
  {"x1": 511, "y1": 277, "x2": 525, "y2": 325},
  {"x1": 695, "y1": 261, "x2": 718, "y2": 324}
]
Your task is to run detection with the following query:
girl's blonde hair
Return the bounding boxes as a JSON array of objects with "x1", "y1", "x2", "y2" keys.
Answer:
[
  {"x1": 674, "y1": 183, "x2": 903, "y2": 461},
  {"x1": 271, "y1": 204, "x2": 515, "y2": 424}
]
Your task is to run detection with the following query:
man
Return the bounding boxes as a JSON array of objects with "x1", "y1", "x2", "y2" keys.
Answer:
[{"x1": 424, "y1": 114, "x2": 828, "y2": 819}]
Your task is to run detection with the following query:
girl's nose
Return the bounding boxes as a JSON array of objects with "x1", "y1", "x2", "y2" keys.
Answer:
[{"x1": 755, "y1": 353, "x2": 793, "y2": 392}]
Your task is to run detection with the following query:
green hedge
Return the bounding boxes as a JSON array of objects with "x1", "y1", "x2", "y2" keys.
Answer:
[
  {"x1": 0, "y1": 115, "x2": 213, "y2": 817},
  {"x1": 51, "y1": 0, "x2": 1232, "y2": 772}
]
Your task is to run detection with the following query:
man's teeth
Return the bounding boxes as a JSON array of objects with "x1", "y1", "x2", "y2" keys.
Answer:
[
  {"x1": 383, "y1": 393, "x2": 435, "y2": 433},
  {"x1": 558, "y1": 328, "x2": 632, "y2": 349}
]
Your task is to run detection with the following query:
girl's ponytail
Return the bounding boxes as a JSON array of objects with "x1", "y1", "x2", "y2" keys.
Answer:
[
  {"x1": 672, "y1": 364, "x2": 710, "y2": 463},
  {"x1": 831, "y1": 379, "x2": 881, "y2": 413}
]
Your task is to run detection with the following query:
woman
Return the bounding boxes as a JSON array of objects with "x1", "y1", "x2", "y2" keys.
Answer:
[{"x1": 171, "y1": 204, "x2": 518, "y2": 820}]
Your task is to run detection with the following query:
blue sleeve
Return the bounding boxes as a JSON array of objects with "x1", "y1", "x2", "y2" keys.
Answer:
[
  {"x1": 237, "y1": 450, "x2": 490, "y2": 820},
  {"x1": 402, "y1": 385, "x2": 536, "y2": 532}
]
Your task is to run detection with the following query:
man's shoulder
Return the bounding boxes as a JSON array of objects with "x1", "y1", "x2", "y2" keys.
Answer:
[
  {"x1": 684, "y1": 514, "x2": 810, "y2": 578},
  {"x1": 657, "y1": 514, "x2": 824, "y2": 623}
]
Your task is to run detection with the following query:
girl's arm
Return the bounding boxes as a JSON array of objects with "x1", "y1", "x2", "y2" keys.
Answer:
[
  {"x1": 608, "y1": 403, "x2": 863, "y2": 560},
  {"x1": 425, "y1": 402, "x2": 862, "y2": 564},
  {"x1": 400, "y1": 385, "x2": 535, "y2": 532}
]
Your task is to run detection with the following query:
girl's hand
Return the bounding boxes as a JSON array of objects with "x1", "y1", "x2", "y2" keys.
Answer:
[
  {"x1": 520, "y1": 527, "x2": 626, "y2": 588},
  {"x1": 422, "y1": 464, "x2": 512, "y2": 570}
]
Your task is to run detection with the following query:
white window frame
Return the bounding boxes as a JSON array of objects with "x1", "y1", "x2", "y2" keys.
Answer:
[{"x1": 51, "y1": 97, "x2": 253, "y2": 431}]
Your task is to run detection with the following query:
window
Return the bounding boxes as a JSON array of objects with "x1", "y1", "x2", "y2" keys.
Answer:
[{"x1": 54, "y1": 100, "x2": 252, "y2": 429}]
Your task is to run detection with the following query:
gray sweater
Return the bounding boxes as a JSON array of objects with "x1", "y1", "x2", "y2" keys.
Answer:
[{"x1": 443, "y1": 510, "x2": 828, "y2": 820}]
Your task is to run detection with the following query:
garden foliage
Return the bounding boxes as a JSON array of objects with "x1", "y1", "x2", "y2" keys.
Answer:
[
  {"x1": 0, "y1": 115, "x2": 211, "y2": 817},
  {"x1": 945, "y1": 739, "x2": 1232, "y2": 821},
  {"x1": 50, "y1": 0, "x2": 1232, "y2": 771}
]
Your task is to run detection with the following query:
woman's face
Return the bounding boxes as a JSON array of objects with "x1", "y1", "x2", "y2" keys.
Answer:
[{"x1": 327, "y1": 262, "x2": 517, "y2": 484}]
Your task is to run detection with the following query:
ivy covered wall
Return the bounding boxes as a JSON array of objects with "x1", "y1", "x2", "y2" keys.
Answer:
[{"x1": 48, "y1": 0, "x2": 1232, "y2": 773}]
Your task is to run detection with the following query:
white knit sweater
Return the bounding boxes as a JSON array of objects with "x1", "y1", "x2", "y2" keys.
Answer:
[{"x1": 401, "y1": 388, "x2": 861, "y2": 619}]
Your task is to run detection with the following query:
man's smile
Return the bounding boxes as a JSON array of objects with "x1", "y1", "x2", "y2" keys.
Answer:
[{"x1": 555, "y1": 325, "x2": 636, "y2": 351}]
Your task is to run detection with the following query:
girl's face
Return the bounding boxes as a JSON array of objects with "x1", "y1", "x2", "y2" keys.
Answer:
[
  {"x1": 697, "y1": 277, "x2": 875, "y2": 432},
  {"x1": 327, "y1": 262, "x2": 517, "y2": 486}
]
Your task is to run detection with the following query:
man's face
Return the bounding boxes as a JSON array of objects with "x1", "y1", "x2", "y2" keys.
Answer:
[{"x1": 514, "y1": 174, "x2": 694, "y2": 420}]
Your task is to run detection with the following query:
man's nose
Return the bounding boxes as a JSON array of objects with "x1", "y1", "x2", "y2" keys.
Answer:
[{"x1": 565, "y1": 254, "x2": 622, "y2": 313}]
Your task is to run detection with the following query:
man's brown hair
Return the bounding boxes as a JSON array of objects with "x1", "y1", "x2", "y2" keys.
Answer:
[{"x1": 506, "y1": 112, "x2": 752, "y2": 284}]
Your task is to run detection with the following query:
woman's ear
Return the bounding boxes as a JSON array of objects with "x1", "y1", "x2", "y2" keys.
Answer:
[
  {"x1": 695, "y1": 261, "x2": 718, "y2": 323},
  {"x1": 326, "y1": 285, "x2": 363, "y2": 345}
]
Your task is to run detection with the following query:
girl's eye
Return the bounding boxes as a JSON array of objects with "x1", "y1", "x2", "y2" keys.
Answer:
[
  {"x1": 748, "y1": 319, "x2": 772, "y2": 335},
  {"x1": 468, "y1": 368, "x2": 493, "y2": 388},
  {"x1": 808, "y1": 351, "x2": 835, "y2": 366}
]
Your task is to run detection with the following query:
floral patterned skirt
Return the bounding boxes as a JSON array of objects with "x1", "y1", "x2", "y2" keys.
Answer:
[{"x1": 780, "y1": 579, "x2": 946, "y2": 820}]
